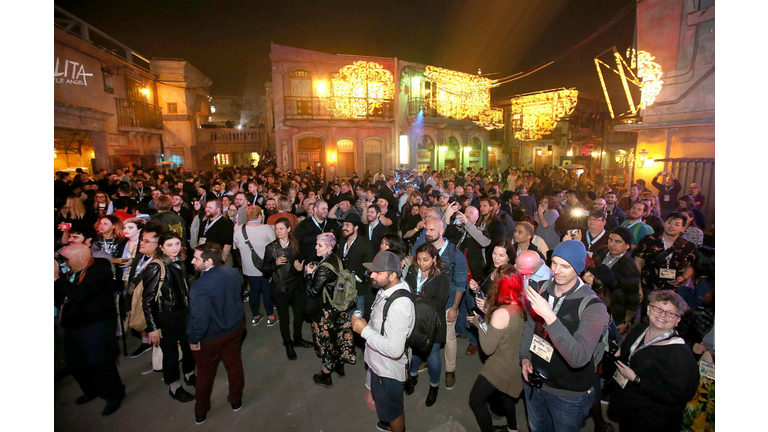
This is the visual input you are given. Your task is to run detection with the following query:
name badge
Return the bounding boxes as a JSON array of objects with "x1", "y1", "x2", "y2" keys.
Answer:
[
  {"x1": 530, "y1": 334, "x2": 554, "y2": 362},
  {"x1": 613, "y1": 369, "x2": 628, "y2": 388},
  {"x1": 659, "y1": 268, "x2": 676, "y2": 279},
  {"x1": 122, "y1": 271, "x2": 130, "y2": 282},
  {"x1": 699, "y1": 359, "x2": 715, "y2": 380},
  {"x1": 664, "y1": 195, "x2": 670, "y2": 202},
  {"x1": 199, "y1": 237, "x2": 207, "y2": 245}
]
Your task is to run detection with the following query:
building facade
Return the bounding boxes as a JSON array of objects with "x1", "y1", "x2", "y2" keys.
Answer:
[
  {"x1": 613, "y1": 0, "x2": 715, "y2": 228},
  {"x1": 268, "y1": 44, "x2": 501, "y2": 181},
  {"x1": 54, "y1": 6, "x2": 212, "y2": 173}
]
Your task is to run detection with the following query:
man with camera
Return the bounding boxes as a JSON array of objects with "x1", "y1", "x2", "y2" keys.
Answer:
[
  {"x1": 520, "y1": 240, "x2": 608, "y2": 431},
  {"x1": 55, "y1": 244, "x2": 126, "y2": 416}
]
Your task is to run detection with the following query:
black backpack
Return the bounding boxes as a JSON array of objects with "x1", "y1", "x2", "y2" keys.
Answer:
[{"x1": 381, "y1": 288, "x2": 441, "y2": 353}]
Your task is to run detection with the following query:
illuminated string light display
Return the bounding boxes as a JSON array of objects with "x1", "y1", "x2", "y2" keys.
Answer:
[
  {"x1": 594, "y1": 48, "x2": 664, "y2": 118},
  {"x1": 423, "y1": 66, "x2": 503, "y2": 129},
  {"x1": 330, "y1": 61, "x2": 394, "y2": 118},
  {"x1": 630, "y1": 49, "x2": 664, "y2": 109},
  {"x1": 509, "y1": 88, "x2": 578, "y2": 140}
]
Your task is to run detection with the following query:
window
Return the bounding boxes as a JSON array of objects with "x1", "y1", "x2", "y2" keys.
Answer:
[{"x1": 167, "y1": 102, "x2": 178, "y2": 114}]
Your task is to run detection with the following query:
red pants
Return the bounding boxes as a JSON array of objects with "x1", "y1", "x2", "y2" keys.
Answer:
[{"x1": 192, "y1": 324, "x2": 246, "y2": 414}]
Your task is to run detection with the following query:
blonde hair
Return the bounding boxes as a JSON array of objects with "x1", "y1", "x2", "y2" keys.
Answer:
[{"x1": 59, "y1": 195, "x2": 86, "y2": 220}]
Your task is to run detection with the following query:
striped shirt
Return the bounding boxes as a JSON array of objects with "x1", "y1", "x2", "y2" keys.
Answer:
[{"x1": 362, "y1": 281, "x2": 415, "y2": 383}]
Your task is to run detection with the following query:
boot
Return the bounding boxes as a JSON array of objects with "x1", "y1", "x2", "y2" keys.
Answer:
[
  {"x1": 334, "y1": 363, "x2": 345, "y2": 377},
  {"x1": 313, "y1": 371, "x2": 332, "y2": 387},
  {"x1": 405, "y1": 374, "x2": 418, "y2": 395},
  {"x1": 284, "y1": 341, "x2": 297, "y2": 361},
  {"x1": 425, "y1": 385, "x2": 439, "y2": 407}
]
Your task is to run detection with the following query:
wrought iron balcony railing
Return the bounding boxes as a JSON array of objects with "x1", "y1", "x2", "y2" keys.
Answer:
[
  {"x1": 284, "y1": 96, "x2": 393, "y2": 120},
  {"x1": 116, "y1": 98, "x2": 163, "y2": 130}
]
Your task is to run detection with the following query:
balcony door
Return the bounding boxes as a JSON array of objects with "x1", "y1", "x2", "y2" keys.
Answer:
[
  {"x1": 297, "y1": 136, "x2": 323, "y2": 172},
  {"x1": 364, "y1": 139, "x2": 382, "y2": 175},
  {"x1": 291, "y1": 70, "x2": 313, "y2": 116}
]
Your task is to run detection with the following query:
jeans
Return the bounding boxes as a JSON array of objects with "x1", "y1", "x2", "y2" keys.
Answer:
[
  {"x1": 463, "y1": 293, "x2": 479, "y2": 345},
  {"x1": 409, "y1": 342, "x2": 442, "y2": 386},
  {"x1": 524, "y1": 383, "x2": 594, "y2": 432},
  {"x1": 247, "y1": 275, "x2": 273, "y2": 318}
]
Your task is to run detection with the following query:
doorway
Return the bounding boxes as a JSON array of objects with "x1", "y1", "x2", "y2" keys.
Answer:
[{"x1": 297, "y1": 136, "x2": 323, "y2": 172}]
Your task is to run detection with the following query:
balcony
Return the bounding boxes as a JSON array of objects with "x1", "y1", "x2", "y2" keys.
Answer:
[
  {"x1": 407, "y1": 98, "x2": 503, "y2": 123},
  {"x1": 116, "y1": 98, "x2": 163, "y2": 131},
  {"x1": 284, "y1": 96, "x2": 393, "y2": 120},
  {"x1": 196, "y1": 128, "x2": 264, "y2": 154}
]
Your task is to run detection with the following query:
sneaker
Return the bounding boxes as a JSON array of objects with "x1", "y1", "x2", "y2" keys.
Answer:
[
  {"x1": 141, "y1": 362, "x2": 157, "y2": 375},
  {"x1": 242, "y1": 294, "x2": 250, "y2": 303},
  {"x1": 129, "y1": 343, "x2": 152, "y2": 358},
  {"x1": 231, "y1": 400, "x2": 242, "y2": 411},
  {"x1": 195, "y1": 412, "x2": 207, "y2": 425},
  {"x1": 267, "y1": 315, "x2": 279, "y2": 326},
  {"x1": 169, "y1": 387, "x2": 195, "y2": 403},
  {"x1": 445, "y1": 371, "x2": 456, "y2": 390},
  {"x1": 376, "y1": 421, "x2": 392, "y2": 431},
  {"x1": 251, "y1": 315, "x2": 263, "y2": 326}
]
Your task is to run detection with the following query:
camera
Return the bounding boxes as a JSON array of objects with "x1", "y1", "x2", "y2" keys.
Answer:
[
  {"x1": 568, "y1": 229, "x2": 579, "y2": 239},
  {"x1": 528, "y1": 370, "x2": 548, "y2": 388},
  {"x1": 56, "y1": 254, "x2": 70, "y2": 275}
]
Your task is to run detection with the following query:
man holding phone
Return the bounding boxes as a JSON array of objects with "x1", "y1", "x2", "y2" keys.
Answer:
[{"x1": 519, "y1": 240, "x2": 608, "y2": 431}]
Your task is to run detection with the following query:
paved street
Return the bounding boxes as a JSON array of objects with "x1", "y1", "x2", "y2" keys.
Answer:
[{"x1": 54, "y1": 310, "x2": 617, "y2": 432}]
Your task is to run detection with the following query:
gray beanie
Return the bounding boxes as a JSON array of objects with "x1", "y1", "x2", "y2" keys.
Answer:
[{"x1": 552, "y1": 240, "x2": 587, "y2": 274}]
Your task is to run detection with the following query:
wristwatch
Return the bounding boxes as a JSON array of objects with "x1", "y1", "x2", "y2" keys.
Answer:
[{"x1": 633, "y1": 376, "x2": 641, "y2": 384}]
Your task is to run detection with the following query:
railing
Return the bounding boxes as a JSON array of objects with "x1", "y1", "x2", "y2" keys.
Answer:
[
  {"x1": 284, "y1": 96, "x2": 393, "y2": 120},
  {"x1": 197, "y1": 128, "x2": 263, "y2": 144},
  {"x1": 116, "y1": 98, "x2": 163, "y2": 130},
  {"x1": 407, "y1": 97, "x2": 503, "y2": 124}
]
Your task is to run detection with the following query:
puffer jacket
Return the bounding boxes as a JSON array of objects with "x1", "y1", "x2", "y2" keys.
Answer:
[
  {"x1": 141, "y1": 259, "x2": 190, "y2": 333},
  {"x1": 305, "y1": 254, "x2": 341, "y2": 301},
  {"x1": 261, "y1": 239, "x2": 302, "y2": 295}
]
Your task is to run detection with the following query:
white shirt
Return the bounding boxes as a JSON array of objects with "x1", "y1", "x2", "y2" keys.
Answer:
[
  {"x1": 232, "y1": 223, "x2": 276, "y2": 276},
  {"x1": 362, "y1": 281, "x2": 415, "y2": 383}
]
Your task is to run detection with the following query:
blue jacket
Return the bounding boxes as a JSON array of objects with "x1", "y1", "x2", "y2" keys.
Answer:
[{"x1": 187, "y1": 266, "x2": 245, "y2": 344}]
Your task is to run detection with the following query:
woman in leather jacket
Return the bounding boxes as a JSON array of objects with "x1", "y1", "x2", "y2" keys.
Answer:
[
  {"x1": 304, "y1": 232, "x2": 356, "y2": 387},
  {"x1": 142, "y1": 231, "x2": 196, "y2": 403},
  {"x1": 261, "y1": 217, "x2": 313, "y2": 361}
]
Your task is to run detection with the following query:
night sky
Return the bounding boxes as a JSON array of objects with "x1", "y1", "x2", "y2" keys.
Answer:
[{"x1": 54, "y1": 0, "x2": 635, "y2": 100}]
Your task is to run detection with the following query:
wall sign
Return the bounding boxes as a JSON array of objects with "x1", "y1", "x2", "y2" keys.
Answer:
[{"x1": 54, "y1": 57, "x2": 94, "y2": 86}]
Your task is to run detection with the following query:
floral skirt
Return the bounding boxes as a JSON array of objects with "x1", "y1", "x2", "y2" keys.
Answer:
[
  {"x1": 681, "y1": 372, "x2": 714, "y2": 432},
  {"x1": 312, "y1": 308, "x2": 356, "y2": 371}
]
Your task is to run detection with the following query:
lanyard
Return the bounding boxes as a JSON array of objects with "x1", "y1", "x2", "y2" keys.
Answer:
[
  {"x1": 311, "y1": 216, "x2": 326, "y2": 232},
  {"x1": 547, "y1": 279, "x2": 584, "y2": 315},
  {"x1": 416, "y1": 268, "x2": 430, "y2": 294},
  {"x1": 628, "y1": 328, "x2": 677, "y2": 363},
  {"x1": 586, "y1": 230, "x2": 605, "y2": 249},
  {"x1": 204, "y1": 215, "x2": 222, "y2": 236},
  {"x1": 343, "y1": 236, "x2": 356, "y2": 257},
  {"x1": 437, "y1": 240, "x2": 449, "y2": 257},
  {"x1": 603, "y1": 253, "x2": 623, "y2": 268},
  {"x1": 661, "y1": 236, "x2": 675, "y2": 267}
]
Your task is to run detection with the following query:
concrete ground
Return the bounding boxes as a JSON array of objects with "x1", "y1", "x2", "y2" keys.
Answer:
[{"x1": 54, "y1": 309, "x2": 619, "y2": 432}]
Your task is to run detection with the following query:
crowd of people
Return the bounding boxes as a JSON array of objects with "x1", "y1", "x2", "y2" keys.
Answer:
[{"x1": 54, "y1": 162, "x2": 714, "y2": 431}]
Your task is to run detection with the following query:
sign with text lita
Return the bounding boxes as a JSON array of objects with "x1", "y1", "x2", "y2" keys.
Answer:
[{"x1": 54, "y1": 57, "x2": 93, "y2": 86}]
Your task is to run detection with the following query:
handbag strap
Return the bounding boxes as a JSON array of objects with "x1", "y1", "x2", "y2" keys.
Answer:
[{"x1": 241, "y1": 224, "x2": 263, "y2": 262}]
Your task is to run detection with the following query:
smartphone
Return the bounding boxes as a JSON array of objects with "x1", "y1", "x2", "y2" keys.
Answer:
[
  {"x1": 60, "y1": 222, "x2": 72, "y2": 231},
  {"x1": 608, "y1": 340, "x2": 620, "y2": 355},
  {"x1": 471, "y1": 306, "x2": 485, "y2": 318},
  {"x1": 568, "y1": 229, "x2": 579, "y2": 239}
]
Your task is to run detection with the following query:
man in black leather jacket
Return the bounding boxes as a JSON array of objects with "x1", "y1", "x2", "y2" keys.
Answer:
[{"x1": 141, "y1": 231, "x2": 196, "y2": 403}]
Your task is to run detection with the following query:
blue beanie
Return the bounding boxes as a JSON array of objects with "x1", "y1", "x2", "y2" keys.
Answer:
[{"x1": 552, "y1": 240, "x2": 587, "y2": 274}]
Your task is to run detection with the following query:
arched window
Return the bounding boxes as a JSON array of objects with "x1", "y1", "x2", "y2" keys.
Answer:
[{"x1": 364, "y1": 139, "x2": 382, "y2": 175}]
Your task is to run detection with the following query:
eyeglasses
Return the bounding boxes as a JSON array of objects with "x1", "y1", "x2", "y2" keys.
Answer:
[{"x1": 649, "y1": 304, "x2": 680, "y2": 319}]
